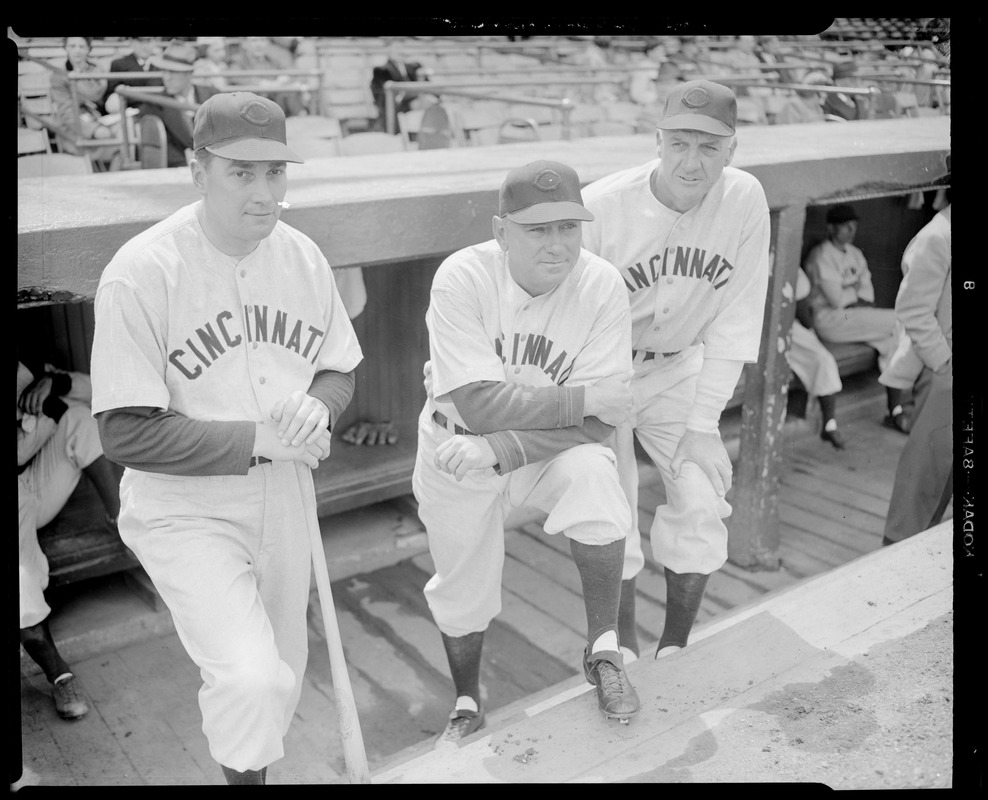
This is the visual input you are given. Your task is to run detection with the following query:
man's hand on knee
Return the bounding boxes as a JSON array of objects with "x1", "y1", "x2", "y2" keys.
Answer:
[{"x1": 670, "y1": 429, "x2": 732, "y2": 497}]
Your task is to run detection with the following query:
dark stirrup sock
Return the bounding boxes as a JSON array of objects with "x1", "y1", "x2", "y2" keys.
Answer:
[
  {"x1": 221, "y1": 765, "x2": 266, "y2": 785},
  {"x1": 617, "y1": 577, "x2": 640, "y2": 657},
  {"x1": 570, "y1": 538, "x2": 625, "y2": 647},
  {"x1": 657, "y1": 568, "x2": 710, "y2": 653},
  {"x1": 20, "y1": 620, "x2": 71, "y2": 683},
  {"x1": 440, "y1": 631, "x2": 485, "y2": 705},
  {"x1": 818, "y1": 394, "x2": 838, "y2": 429}
]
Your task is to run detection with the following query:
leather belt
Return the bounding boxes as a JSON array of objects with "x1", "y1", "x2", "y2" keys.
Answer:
[
  {"x1": 249, "y1": 456, "x2": 272, "y2": 468},
  {"x1": 433, "y1": 410, "x2": 472, "y2": 436},
  {"x1": 633, "y1": 349, "x2": 681, "y2": 362}
]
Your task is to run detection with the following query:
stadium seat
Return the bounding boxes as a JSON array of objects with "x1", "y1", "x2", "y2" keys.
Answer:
[
  {"x1": 138, "y1": 115, "x2": 168, "y2": 169},
  {"x1": 18, "y1": 127, "x2": 52, "y2": 156}
]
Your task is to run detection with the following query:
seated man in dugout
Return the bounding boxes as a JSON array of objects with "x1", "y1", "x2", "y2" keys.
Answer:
[
  {"x1": 414, "y1": 159, "x2": 641, "y2": 747},
  {"x1": 18, "y1": 359, "x2": 122, "y2": 721}
]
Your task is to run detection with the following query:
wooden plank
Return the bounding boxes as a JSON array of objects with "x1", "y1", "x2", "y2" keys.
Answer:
[
  {"x1": 781, "y1": 469, "x2": 890, "y2": 519},
  {"x1": 335, "y1": 560, "x2": 451, "y2": 681},
  {"x1": 73, "y1": 646, "x2": 208, "y2": 784},
  {"x1": 780, "y1": 496, "x2": 884, "y2": 541}
]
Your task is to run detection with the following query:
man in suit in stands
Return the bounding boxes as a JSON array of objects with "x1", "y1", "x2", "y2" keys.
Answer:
[
  {"x1": 370, "y1": 43, "x2": 428, "y2": 132},
  {"x1": 143, "y1": 40, "x2": 220, "y2": 168},
  {"x1": 104, "y1": 37, "x2": 161, "y2": 112},
  {"x1": 822, "y1": 61, "x2": 870, "y2": 121}
]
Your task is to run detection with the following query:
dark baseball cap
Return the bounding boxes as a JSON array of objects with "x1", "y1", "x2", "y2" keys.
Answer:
[
  {"x1": 499, "y1": 160, "x2": 594, "y2": 224},
  {"x1": 657, "y1": 79, "x2": 737, "y2": 136},
  {"x1": 826, "y1": 204, "x2": 858, "y2": 224},
  {"x1": 193, "y1": 92, "x2": 303, "y2": 163}
]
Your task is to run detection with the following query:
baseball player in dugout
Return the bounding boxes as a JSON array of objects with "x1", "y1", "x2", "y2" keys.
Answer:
[
  {"x1": 415, "y1": 160, "x2": 641, "y2": 745},
  {"x1": 90, "y1": 92, "x2": 363, "y2": 785},
  {"x1": 580, "y1": 80, "x2": 771, "y2": 662}
]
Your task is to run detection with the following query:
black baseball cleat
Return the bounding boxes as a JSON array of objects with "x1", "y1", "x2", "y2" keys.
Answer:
[
  {"x1": 583, "y1": 648, "x2": 640, "y2": 724},
  {"x1": 820, "y1": 427, "x2": 846, "y2": 450},
  {"x1": 434, "y1": 704, "x2": 485, "y2": 748}
]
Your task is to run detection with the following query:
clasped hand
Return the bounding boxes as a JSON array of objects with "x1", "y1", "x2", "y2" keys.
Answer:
[{"x1": 255, "y1": 390, "x2": 332, "y2": 469}]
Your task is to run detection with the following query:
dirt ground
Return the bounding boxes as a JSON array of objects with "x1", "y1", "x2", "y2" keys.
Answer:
[{"x1": 627, "y1": 611, "x2": 954, "y2": 788}]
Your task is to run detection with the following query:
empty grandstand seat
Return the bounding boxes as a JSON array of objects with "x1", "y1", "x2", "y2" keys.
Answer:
[
  {"x1": 338, "y1": 131, "x2": 407, "y2": 156},
  {"x1": 18, "y1": 60, "x2": 55, "y2": 131},
  {"x1": 416, "y1": 104, "x2": 461, "y2": 149},
  {"x1": 137, "y1": 114, "x2": 168, "y2": 169},
  {"x1": 18, "y1": 152, "x2": 93, "y2": 178},
  {"x1": 18, "y1": 127, "x2": 52, "y2": 156},
  {"x1": 495, "y1": 118, "x2": 540, "y2": 143}
]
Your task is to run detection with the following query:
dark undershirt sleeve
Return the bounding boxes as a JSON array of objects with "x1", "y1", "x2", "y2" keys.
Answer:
[
  {"x1": 447, "y1": 381, "x2": 585, "y2": 433},
  {"x1": 483, "y1": 417, "x2": 616, "y2": 475},
  {"x1": 307, "y1": 370, "x2": 355, "y2": 431},
  {"x1": 97, "y1": 406, "x2": 256, "y2": 476}
]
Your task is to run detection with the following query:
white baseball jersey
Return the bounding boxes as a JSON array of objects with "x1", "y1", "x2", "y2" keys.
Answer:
[
  {"x1": 91, "y1": 201, "x2": 363, "y2": 419},
  {"x1": 804, "y1": 238, "x2": 874, "y2": 314},
  {"x1": 581, "y1": 159, "x2": 770, "y2": 363},
  {"x1": 427, "y1": 239, "x2": 632, "y2": 427}
]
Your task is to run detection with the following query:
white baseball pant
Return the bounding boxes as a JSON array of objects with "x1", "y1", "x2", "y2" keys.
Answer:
[
  {"x1": 117, "y1": 460, "x2": 315, "y2": 773},
  {"x1": 412, "y1": 404, "x2": 630, "y2": 638},
  {"x1": 813, "y1": 306, "x2": 899, "y2": 373},
  {"x1": 615, "y1": 345, "x2": 732, "y2": 579},
  {"x1": 19, "y1": 403, "x2": 104, "y2": 629}
]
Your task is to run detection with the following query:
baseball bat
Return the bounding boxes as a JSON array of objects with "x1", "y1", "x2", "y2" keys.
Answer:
[{"x1": 307, "y1": 521, "x2": 371, "y2": 784}]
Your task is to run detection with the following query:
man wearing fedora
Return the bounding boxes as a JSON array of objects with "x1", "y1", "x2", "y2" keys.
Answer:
[
  {"x1": 580, "y1": 79, "x2": 771, "y2": 664},
  {"x1": 90, "y1": 92, "x2": 362, "y2": 783},
  {"x1": 141, "y1": 40, "x2": 221, "y2": 168},
  {"x1": 822, "y1": 61, "x2": 869, "y2": 121}
]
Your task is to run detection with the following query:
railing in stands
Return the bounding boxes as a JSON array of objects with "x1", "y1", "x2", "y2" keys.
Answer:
[{"x1": 382, "y1": 77, "x2": 630, "y2": 139}]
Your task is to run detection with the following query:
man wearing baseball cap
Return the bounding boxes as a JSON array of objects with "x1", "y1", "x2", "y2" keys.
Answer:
[
  {"x1": 90, "y1": 92, "x2": 363, "y2": 784},
  {"x1": 580, "y1": 80, "x2": 771, "y2": 664},
  {"x1": 414, "y1": 159, "x2": 640, "y2": 744}
]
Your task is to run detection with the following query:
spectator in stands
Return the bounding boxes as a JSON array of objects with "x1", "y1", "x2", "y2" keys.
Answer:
[
  {"x1": 103, "y1": 37, "x2": 161, "y2": 111},
  {"x1": 143, "y1": 40, "x2": 220, "y2": 168},
  {"x1": 18, "y1": 360, "x2": 122, "y2": 722},
  {"x1": 822, "y1": 61, "x2": 869, "y2": 120},
  {"x1": 717, "y1": 35, "x2": 762, "y2": 74},
  {"x1": 774, "y1": 70, "x2": 830, "y2": 125},
  {"x1": 786, "y1": 268, "x2": 847, "y2": 449},
  {"x1": 193, "y1": 37, "x2": 230, "y2": 90},
  {"x1": 49, "y1": 36, "x2": 117, "y2": 159},
  {"x1": 803, "y1": 203, "x2": 911, "y2": 433},
  {"x1": 880, "y1": 193, "x2": 951, "y2": 546},
  {"x1": 909, "y1": 46, "x2": 943, "y2": 109},
  {"x1": 659, "y1": 36, "x2": 702, "y2": 80},
  {"x1": 229, "y1": 36, "x2": 306, "y2": 117},
  {"x1": 370, "y1": 43, "x2": 429, "y2": 133}
]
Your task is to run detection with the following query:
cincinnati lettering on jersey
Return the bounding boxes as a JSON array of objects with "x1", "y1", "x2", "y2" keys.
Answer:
[
  {"x1": 622, "y1": 245, "x2": 735, "y2": 293},
  {"x1": 494, "y1": 332, "x2": 575, "y2": 384},
  {"x1": 168, "y1": 305, "x2": 326, "y2": 380}
]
